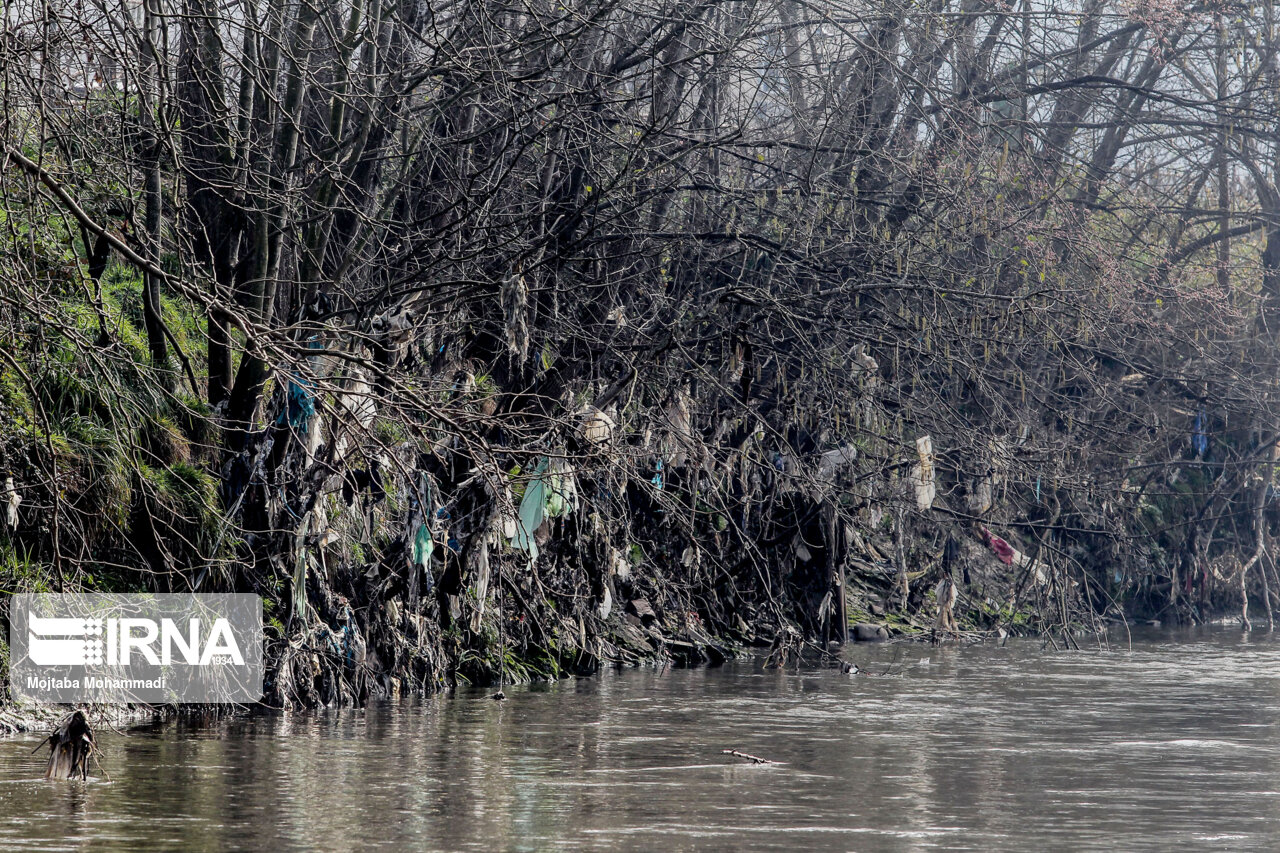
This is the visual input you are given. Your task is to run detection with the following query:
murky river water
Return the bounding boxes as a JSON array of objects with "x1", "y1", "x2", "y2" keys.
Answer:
[{"x1": 3, "y1": 627, "x2": 1280, "y2": 850}]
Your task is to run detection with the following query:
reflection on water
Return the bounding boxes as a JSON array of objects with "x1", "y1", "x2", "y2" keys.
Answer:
[{"x1": 3, "y1": 627, "x2": 1280, "y2": 851}]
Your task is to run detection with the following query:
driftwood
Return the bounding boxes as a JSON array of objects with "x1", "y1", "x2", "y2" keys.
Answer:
[
  {"x1": 722, "y1": 749, "x2": 774, "y2": 765},
  {"x1": 40, "y1": 710, "x2": 96, "y2": 780}
]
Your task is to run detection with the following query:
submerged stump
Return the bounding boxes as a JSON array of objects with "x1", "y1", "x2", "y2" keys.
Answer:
[{"x1": 42, "y1": 710, "x2": 95, "y2": 780}]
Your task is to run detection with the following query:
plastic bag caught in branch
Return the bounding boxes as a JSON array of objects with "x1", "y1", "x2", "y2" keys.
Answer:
[
  {"x1": 545, "y1": 460, "x2": 579, "y2": 518},
  {"x1": 4, "y1": 477, "x2": 20, "y2": 528},
  {"x1": 580, "y1": 406, "x2": 615, "y2": 445},
  {"x1": 912, "y1": 435, "x2": 935, "y2": 511},
  {"x1": 511, "y1": 458, "x2": 549, "y2": 563},
  {"x1": 501, "y1": 267, "x2": 530, "y2": 365},
  {"x1": 980, "y1": 527, "x2": 1033, "y2": 569},
  {"x1": 413, "y1": 523, "x2": 434, "y2": 573},
  {"x1": 510, "y1": 457, "x2": 580, "y2": 563}
]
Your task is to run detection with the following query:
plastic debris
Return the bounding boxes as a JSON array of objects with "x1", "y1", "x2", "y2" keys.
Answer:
[
  {"x1": 413, "y1": 522, "x2": 434, "y2": 570},
  {"x1": 1193, "y1": 410, "x2": 1209, "y2": 457},
  {"x1": 509, "y1": 457, "x2": 580, "y2": 563},
  {"x1": 511, "y1": 458, "x2": 549, "y2": 561},
  {"x1": 817, "y1": 444, "x2": 857, "y2": 480},
  {"x1": 935, "y1": 576, "x2": 958, "y2": 633},
  {"x1": 612, "y1": 548, "x2": 631, "y2": 580},
  {"x1": 969, "y1": 480, "x2": 993, "y2": 516},
  {"x1": 545, "y1": 460, "x2": 579, "y2": 518},
  {"x1": 4, "y1": 477, "x2": 20, "y2": 528},
  {"x1": 580, "y1": 406, "x2": 614, "y2": 444},
  {"x1": 468, "y1": 537, "x2": 491, "y2": 632},
  {"x1": 502, "y1": 268, "x2": 530, "y2": 364},
  {"x1": 339, "y1": 371, "x2": 376, "y2": 428},
  {"x1": 284, "y1": 375, "x2": 315, "y2": 434},
  {"x1": 912, "y1": 435, "x2": 935, "y2": 511},
  {"x1": 292, "y1": 513, "x2": 312, "y2": 619},
  {"x1": 982, "y1": 528, "x2": 1016, "y2": 565},
  {"x1": 979, "y1": 526, "x2": 1033, "y2": 569}
]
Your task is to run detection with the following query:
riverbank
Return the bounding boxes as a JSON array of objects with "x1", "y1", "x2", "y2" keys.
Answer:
[
  {"x1": 0, "y1": 244, "x2": 1256, "y2": 713},
  {"x1": 0, "y1": 701, "x2": 162, "y2": 737},
  {"x1": 0, "y1": 535, "x2": 1181, "y2": 724}
]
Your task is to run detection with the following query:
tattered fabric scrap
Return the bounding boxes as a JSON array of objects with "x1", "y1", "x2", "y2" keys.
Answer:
[{"x1": 980, "y1": 526, "x2": 1016, "y2": 565}]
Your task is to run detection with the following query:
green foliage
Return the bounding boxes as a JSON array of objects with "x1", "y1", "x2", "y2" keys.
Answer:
[
  {"x1": 0, "y1": 540, "x2": 54, "y2": 595},
  {"x1": 0, "y1": 369, "x2": 34, "y2": 430},
  {"x1": 0, "y1": 243, "x2": 224, "y2": 590},
  {"x1": 374, "y1": 418, "x2": 408, "y2": 445},
  {"x1": 140, "y1": 462, "x2": 219, "y2": 530}
]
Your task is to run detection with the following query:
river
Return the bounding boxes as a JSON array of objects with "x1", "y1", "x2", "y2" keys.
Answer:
[{"x1": 2, "y1": 626, "x2": 1279, "y2": 851}]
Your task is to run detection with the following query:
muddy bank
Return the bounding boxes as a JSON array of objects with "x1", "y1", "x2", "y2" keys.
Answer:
[{"x1": 0, "y1": 702, "x2": 162, "y2": 738}]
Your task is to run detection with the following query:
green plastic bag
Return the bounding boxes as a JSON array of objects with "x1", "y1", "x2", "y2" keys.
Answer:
[
  {"x1": 511, "y1": 458, "x2": 549, "y2": 561},
  {"x1": 413, "y1": 521, "x2": 434, "y2": 569}
]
